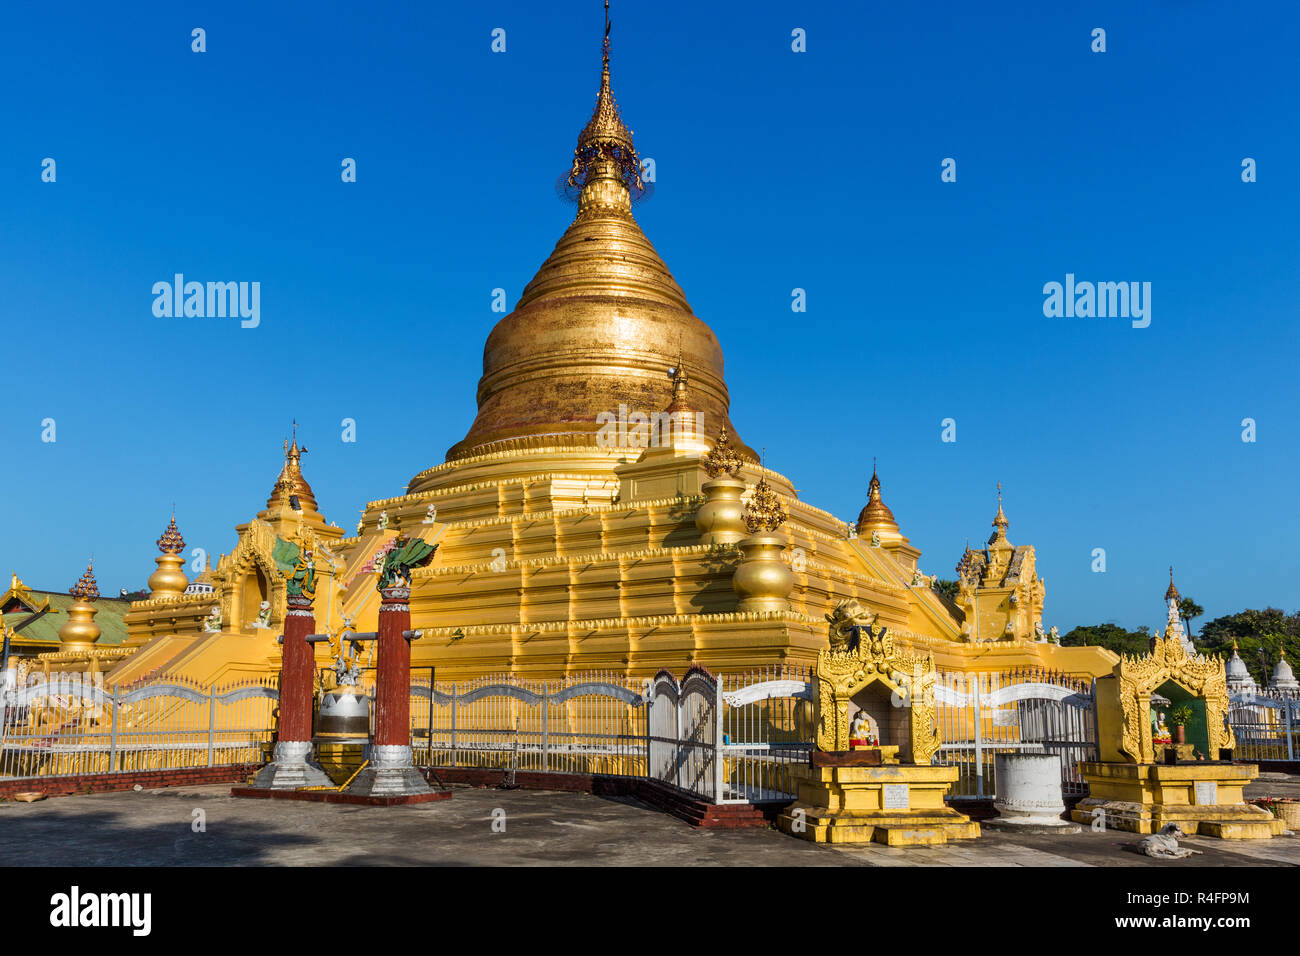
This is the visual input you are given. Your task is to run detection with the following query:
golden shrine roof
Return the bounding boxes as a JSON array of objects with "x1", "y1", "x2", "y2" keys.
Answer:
[{"x1": 856, "y1": 464, "x2": 899, "y2": 534}]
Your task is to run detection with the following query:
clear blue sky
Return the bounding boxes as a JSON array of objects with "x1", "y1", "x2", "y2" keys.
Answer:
[{"x1": 2, "y1": 0, "x2": 1296, "y2": 635}]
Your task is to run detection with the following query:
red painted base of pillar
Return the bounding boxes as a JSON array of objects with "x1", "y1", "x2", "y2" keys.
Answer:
[{"x1": 230, "y1": 786, "x2": 451, "y2": 806}]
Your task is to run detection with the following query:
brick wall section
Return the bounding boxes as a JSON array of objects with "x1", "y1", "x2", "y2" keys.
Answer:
[{"x1": 0, "y1": 764, "x2": 261, "y2": 800}]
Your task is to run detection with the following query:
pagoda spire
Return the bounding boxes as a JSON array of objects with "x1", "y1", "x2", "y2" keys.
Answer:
[
  {"x1": 569, "y1": 0, "x2": 642, "y2": 198},
  {"x1": 855, "y1": 460, "x2": 900, "y2": 537},
  {"x1": 266, "y1": 422, "x2": 319, "y2": 513},
  {"x1": 1165, "y1": 566, "x2": 1180, "y2": 603},
  {"x1": 987, "y1": 482, "x2": 1010, "y2": 547}
]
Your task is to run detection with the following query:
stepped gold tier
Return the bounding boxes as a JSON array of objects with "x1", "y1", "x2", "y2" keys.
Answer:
[
  {"x1": 779, "y1": 763, "x2": 981, "y2": 846},
  {"x1": 33, "y1": 20, "x2": 1119, "y2": 691},
  {"x1": 1072, "y1": 762, "x2": 1283, "y2": 839}
]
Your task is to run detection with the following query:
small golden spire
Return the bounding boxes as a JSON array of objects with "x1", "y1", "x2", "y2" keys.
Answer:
[
  {"x1": 156, "y1": 513, "x2": 186, "y2": 555},
  {"x1": 856, "y1": 460, "x2": 899, "y2": 536},
  {"x1": 70, "y1": 559, "x2": 100, "y2": 602},
  {"x1": 267, "y1": 423, "x2": 319, "y2": 512},
  {"x1": 743, "y1": 476, "x2": 787, "y2": 534},
  {"x1": 1165, "y1": 566, "x2": 1181, "y2": 603},
  {"x1": 665, "y1": 347, "x2": 690, "y2": 412},
  {"x1": 702, "y1": 426, "x2": 743, "y2": 479},
  {"x1": 992, "y1": 481, "x2": 1008, "y2": 531}
]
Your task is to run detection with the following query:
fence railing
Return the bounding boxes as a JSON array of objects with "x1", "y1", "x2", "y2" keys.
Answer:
[
  {"x1": 3, "y1": 664, "x2": 1101, "y2": 808},
  {"x1": 1, "y1": 674, "x2": 278, "y2": 780},
  {"x1": 1229, "y1": 694, "x2": 1300, "y2": 762},
  {"x1": 933, "y1": 668, "x2": 1097, "y2": 799},
  {"x1": 409, "y1": 671, "x2": 649, "y2": 778}
]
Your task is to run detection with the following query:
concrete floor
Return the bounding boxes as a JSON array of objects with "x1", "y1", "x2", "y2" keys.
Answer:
[{"x1": 1, "y1": 778, "x2": 1298, "y2": 866}]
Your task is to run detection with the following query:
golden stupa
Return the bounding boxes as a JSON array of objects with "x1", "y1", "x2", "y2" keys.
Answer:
[{"x1": 92, "y1": 16, "x2": 1113, "y2": 687}]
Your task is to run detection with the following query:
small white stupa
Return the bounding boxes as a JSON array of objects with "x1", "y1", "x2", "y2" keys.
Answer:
[
  {"x1": 1268, "y1": 649, "x2": 1300, "y2": 695},
  {"x1": 1225, "y1": 642, "x2": 1258, "y2": 698}
]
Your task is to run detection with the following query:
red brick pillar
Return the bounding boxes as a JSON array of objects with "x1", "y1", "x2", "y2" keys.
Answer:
[
  {"x1": 252, "y1": 593, "x2": 331, "y2": 789},
  {"x1": 278, "y1": 594, "x2": 316, "y2": 744},
  {"x1": 344, "y1": 584, "x2": 432, "y2": 796},
  {"x1": 374, "y1": 586, "x2": 412, "y2": 748}
]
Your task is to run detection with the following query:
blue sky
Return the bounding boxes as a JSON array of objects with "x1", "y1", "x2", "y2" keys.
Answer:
[{"x1": 1, "y1": 0, "x2": 1296, "y2": 634}]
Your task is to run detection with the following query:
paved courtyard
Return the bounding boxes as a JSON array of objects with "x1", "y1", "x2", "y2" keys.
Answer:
[{"x1": 2, "y1": 777, "x2": 1299, "y2": 866}]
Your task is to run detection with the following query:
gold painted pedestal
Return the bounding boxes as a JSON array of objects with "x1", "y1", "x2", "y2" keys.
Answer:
[
  {"x1": 778, "y1": 763, "x2": 980, "y2": 846},
  {"x1": 1071, "y1": 761, "x2": 1284, "y2": 839}
]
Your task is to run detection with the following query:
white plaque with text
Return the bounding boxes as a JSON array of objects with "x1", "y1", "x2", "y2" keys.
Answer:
[
  {"x1": 882, "y1": 784, "x2": 909, "y2": 810},
  {"x1": 1194, "y1": 781, "x2": 1218, "y2": 805}
]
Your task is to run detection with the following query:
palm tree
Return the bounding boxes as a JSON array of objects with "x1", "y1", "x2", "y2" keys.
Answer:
[{"x1": 1178, "y1": 597, "x2": 1204, "y2": 638}]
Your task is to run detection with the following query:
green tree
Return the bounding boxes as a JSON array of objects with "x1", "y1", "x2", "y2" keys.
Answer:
[
  {"x1": 1177, "y1": 596, "x2": 1204, "y2": 637},
  {"x1": 1198, "y1": 607, "x2": 1300, "y2": 685},
  {"x1": 932, "y1": 579, "x2": 960, "y2": 602},
  {"x1": 1060, "y1": 622, "x2": 1152, "y2": 657}
]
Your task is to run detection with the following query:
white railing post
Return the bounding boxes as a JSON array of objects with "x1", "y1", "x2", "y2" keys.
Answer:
[
  {"x1": 973, "y1": 674, "x2": 985, "y2": 798},
  {"x1": 1286, "y1": 700, "x2": 1294, "y2": 762},
  {"x1": 644, "y1": 683, "x2": 654, "y2": 782},
  {"x1": 109, "y1": 691, "x2": 119, "y2": 773},
  {"x1": 713, "y1": 676, "x2": 724, "y2": 804},
  {"x1": 675, "y1": 682, "x2": 683, "y2": 791},
  {"x1": 542, "y1": 683, "x2": 549, "y2": 773},
  {"x1": 208, "y1": 684, "x2": 217, "y2": 767},
  {"x1": 450, "y1": 684, "x2": 458, "y2": 768}
]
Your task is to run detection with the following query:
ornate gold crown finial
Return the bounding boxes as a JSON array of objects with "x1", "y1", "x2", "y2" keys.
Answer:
[
  {"x1": 1165, "y1": 566, "x2": 1180, "y2": 603},
  {"x1": 702, "y1": 426, "x2": 742, "y2": 478},
  {"x1": 992, "y1": 481, "x2": 1008, "y2": 530},
  {"x1": 743, "y1": 475, "x2": 787, "y2": 534},
  {"x1": 568, "y1": 0, "x2": 642, "y2": 194},
  {"x1": 156, "y1": 513, "x2": 186, "y2": 555},
  {"x1": 70, "y1": 559, "x2": 99, "y2": 603}
]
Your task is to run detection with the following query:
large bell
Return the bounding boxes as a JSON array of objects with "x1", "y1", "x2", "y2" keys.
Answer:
[{"x1": 316, "y1": 685, "x2": 371, "y2": 743}]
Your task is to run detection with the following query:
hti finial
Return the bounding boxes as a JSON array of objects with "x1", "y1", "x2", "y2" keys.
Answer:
[
  {"x1": 604, "y1": 0, "x2": 611, "y2": 71},
  {"x1": 568, "y1": 0, "x2": 641, "y2": 194}
]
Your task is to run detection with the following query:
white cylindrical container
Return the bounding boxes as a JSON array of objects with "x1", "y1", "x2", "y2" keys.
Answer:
[{"x1": 993, "y1": 752, "x2": 1071, "y2": 827}]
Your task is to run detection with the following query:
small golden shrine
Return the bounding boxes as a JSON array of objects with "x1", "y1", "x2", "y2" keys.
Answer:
[
  {"x1": 779, "y1": 600, "x2": 980, "y2": 846},
  {"x1": 1073, "y1": 590, "x2": 1283, "y2": 839}
]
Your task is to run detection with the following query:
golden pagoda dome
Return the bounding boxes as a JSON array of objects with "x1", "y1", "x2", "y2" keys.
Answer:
[
  {"x1": 855, "y1": 463, "x2": 900, "y2": 536},
  {"x1": 431, "y1": 8, "x2": 752, "y2": 475},
  {"x1": 59, "y1": 559, "x2": 102, "y2": 649}
]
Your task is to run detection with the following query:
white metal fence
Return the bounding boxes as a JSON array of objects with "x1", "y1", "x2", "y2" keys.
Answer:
[
  {"x1": 408, "y1": 671, "x2": 649, "y2": 777},
  {"x1": 0, "y1": 673, "x2": 278, "y2": 780},
  {"x1": 408, "y1": 666, "x2": 814, "y2": 805},
  {"x1": 1229, "y1": 694, "x2": 1300, "y2": 762},
  {"x1": 2, "y1": 664, "x2": 1101, "y2": 807},
  {"x1": 933, "y1": 668, "x2": 1097, "y2": 799}
]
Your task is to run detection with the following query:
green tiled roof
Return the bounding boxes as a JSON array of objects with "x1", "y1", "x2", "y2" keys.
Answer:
[{"x1": 3, "y1": 591, "x2": 133, "y2": 647}]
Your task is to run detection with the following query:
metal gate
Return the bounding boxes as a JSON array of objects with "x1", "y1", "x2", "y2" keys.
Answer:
[
  {"x1": 934, "y1": 670, "x2": 1097, "y2": 799},
  {"x1": 647, "y1": 667, "x2": 718, "y2": 800}
]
